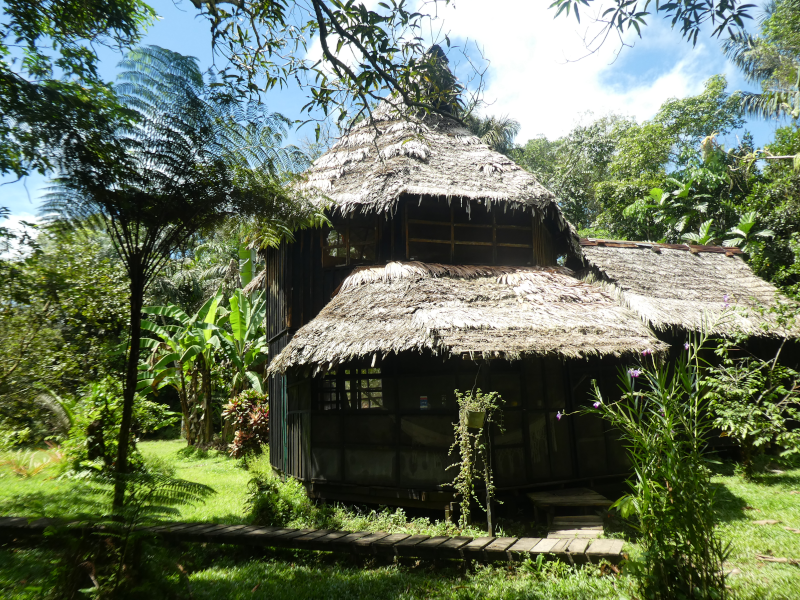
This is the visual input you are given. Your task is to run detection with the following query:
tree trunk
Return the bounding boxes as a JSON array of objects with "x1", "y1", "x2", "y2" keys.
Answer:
[
  {"x1": 177, "y1": 362, "x2": 191, "y2": 445},
  {"x1": 113, "y1": 259, "x2": 145, "y2": 511},
  {"x1": 201, "y1": 355, "x2": 213, "y2": 444},
  {"x1": 188, "y1": 368, "x2": 199, "y2": 444}
]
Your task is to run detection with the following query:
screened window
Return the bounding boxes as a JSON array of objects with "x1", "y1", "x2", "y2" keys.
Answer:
[
  {"x1": 317, "y1": 368, "x2": 383, "y2": 410},
  {"x1": 405, "y1": 198, "x2": 543, "y2": 266},
  {"x1": 322, "y1": 217, "x2": 377, "y2": 268}
]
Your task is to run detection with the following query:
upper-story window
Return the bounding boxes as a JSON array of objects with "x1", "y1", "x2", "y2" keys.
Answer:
[
  {"x1": 405, "y1": 198, "x2": 553, "y2": 266},
  {"x1": 322, "y1": 216, "x2": 378, "y2": 268}
]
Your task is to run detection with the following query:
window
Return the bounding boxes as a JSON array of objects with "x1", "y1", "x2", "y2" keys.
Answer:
[
  {"x1": 322, "y1": 217, "x2": 377, "y2": 268},
  {"x1": 405, "y1": 198, "x2": 546, "y2": 266},
  {"x1": 317, "y1": 368, "x2": 383, "y2": 410}
]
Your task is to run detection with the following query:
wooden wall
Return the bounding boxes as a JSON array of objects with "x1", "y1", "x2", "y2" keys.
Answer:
[{"x1": 280, "y1": 353, "x2": 629, "y2": 499}]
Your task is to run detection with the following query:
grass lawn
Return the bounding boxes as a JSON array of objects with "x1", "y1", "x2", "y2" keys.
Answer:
[
  {"x1": 0, "y1": 440, "x2": 251, "y2": 523},
  {"x1": 1, "y1": 440, "x2": 800, "y2": 599}
]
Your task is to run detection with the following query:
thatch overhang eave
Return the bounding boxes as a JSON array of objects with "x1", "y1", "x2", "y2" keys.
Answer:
[{"x1": 267, "y1": 261, "x2": 666, "y2": 376}]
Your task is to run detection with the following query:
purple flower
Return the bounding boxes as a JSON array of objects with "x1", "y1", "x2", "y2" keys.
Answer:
[
  {"x1": 723, "y1": 294, "x2": 731, "y2": 309},
  {"x1": 642, "y1": 349, "x2": 652, "y2": 357},
  {"x1": 556, "y1": 411, "x2": 562, "y2": 421},
  {"x1": 628, "y1": 368, "x2": 642, "y2": 378},
  {"x1": 593, "y1": 401, "x2": 601, "y2": 408},
  {"x1": 684, "y1": 342, "x2": 690, "y2": 351}
]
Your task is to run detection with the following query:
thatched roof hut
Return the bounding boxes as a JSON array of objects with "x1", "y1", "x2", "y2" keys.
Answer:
[
  {"x1": 268, "y1": 261, "x2": 666, "y2": 375},
  {"x1": 580, "y1": 239, "x2": 799, "y2": 337},
  {"x1": 296, "y1": 100, "x2": 580, "y2": 255}
]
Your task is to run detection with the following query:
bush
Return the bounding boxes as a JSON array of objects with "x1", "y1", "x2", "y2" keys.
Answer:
[
  {"x1": 587, "y1": 333, "x2": 728, "y2": 600},
  {"x1": 62, "y1": 377, "x2": 179, "y2": 471},
  {"x1": 708, "y1": 309, "x2": 800, "y2": 479},
  {"x1": 222, "y1": 389, "x2": 269, "y2": 458}
]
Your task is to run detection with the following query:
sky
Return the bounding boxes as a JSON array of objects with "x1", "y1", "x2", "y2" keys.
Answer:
[{"x1": 0, "y1": 0, "x2": 783, "y2": 228}]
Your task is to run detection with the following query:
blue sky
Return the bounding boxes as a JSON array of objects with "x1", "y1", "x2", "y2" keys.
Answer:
[{"x1": 0, "y1": 0, "x2": 785, "y2": 226}]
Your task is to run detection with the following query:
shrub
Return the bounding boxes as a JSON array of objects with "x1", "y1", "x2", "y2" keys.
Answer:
[
  {"x1": 222, "y1": 389, "x2": 269, "y2": 458},
  {"x1": 708, "y1": 311, "x2": 800, "y2": 479},
  {"x1": 62, "y1": 377, "x2": 179, "y2": 471},
  {"x1": 587, "y1": 332, "x2": 729, "y2": 600}
]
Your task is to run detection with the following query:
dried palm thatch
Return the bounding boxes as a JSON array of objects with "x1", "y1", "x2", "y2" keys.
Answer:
[
  {"x1": 268, "y1": 261, "x2": 665, "y2": 375},
  {"x1": 296, "y1": 100, "x2": 579, "y2": 253},
  {"x1": 580, "y1": 241, "x2": 800, "y2": 337}
]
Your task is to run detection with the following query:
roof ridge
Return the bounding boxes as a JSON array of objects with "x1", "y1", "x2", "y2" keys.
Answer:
[{"x1": 581, "y1": 238, "x2": 743, "y2": 255}]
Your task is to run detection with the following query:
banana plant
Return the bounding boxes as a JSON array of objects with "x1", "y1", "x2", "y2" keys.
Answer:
[
  {"x1": 138, "y1": 294, "x2": 223, "y2": 445},
  {"x1": 723, "y1": 212, "x2": 775, "y2": 254},
  {"x1": 214, "y1": 289, "x2": 268, "y2": 397},
  {"x1": 681, "y1": 220, "x2": 719, "y2": 245}
]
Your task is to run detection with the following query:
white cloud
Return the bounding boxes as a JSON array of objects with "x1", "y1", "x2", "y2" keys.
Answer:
[
  {"x1": 430, "y1": 0, "x2": 738, "y2": 141},
  {"x1": 1, "y1": 213, "x2": 42, "y2": 259}
]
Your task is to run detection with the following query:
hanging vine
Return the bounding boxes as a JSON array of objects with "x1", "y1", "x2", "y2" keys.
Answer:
[{"x1": 447, "y1": 388, "x2": 505, "y2": 530}]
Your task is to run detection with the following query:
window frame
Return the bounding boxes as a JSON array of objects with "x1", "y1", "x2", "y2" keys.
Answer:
[
  {"x1": 404, "y1": 201, "x2": 547, "y2": 265},
  {"x1": 321, "y1": 216, "x2": 379, "y2": 268}
]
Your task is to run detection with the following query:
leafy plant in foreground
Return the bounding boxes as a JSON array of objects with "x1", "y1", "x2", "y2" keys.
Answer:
[
  {"x1": 50, "y1": 467, "x2": 215, "y2": 598},
  {"x1": 587, "y1": 329, "x2": 729, "y2": 600}
]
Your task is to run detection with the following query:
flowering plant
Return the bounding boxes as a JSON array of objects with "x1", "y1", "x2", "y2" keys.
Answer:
[{"x1": 586, "y1": 327, "x2": 729, "y2": 600}]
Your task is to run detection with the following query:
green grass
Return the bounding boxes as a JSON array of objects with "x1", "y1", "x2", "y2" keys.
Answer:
[
  {"x1": 712, "y1": 467, "x2": 800, "y2": 600},
  {"x1": 0, "y1": 439, "x2": 251, "y2": 523},
  {"x1": 2, "y1": 441, "x2": 800, "y2": 599}
]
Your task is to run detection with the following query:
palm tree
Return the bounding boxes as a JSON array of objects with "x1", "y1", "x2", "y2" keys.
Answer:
[
  {"x1": 722, "y1": 1, "x2": 800, "y2": 121},
  {"x1": 43, "y1": 45, "x2": 320, "y2": 509},
  {"x1": 462, "y1": 105, "x2": 521, "y2": 156}
]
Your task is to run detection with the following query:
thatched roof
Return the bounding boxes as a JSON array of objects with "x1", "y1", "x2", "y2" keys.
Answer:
[
  {"x1": 580, "y1": 239, "x2": 799, "y2": 337},
  {"x1": 268, "y1": 261, "x2": 666, "y2": 375},
  {"x1": 297, "y1": 100, "x2": 578, "y2": 252}
]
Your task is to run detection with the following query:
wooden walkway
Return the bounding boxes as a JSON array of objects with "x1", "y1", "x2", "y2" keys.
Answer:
[{"x1": 0, "y1": 516, "x2": 625, "y2": 564}]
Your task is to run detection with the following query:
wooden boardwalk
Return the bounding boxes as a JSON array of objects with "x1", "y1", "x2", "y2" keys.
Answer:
[{"x1": 0, "y1": 516, "x2": 625, "y2": 564}]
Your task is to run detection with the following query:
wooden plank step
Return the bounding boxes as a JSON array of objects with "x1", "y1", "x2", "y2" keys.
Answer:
[
  {"x1": 327, "y1": 531, "x2": 372, "y2": 551},
  {"x1": 586, "y1": 539, "x2": 625, "y2": 564},
  {"x1": 394, "y1": 535, "x2": 431, "y2": 556},
  {"x1": 435, "y1": 536, "x2": 473, "y2": 559},
  {"x1": 295, "y1": 531, "x2": 351, "y2": 551},
  {"x1": 528, "y1": 488, "x2": 613, "y2": 507},
  {"x1": 507, "y1": 537, "x2": 541, "y2": 560},
  {"x1": 484, "y1": 537, "x2": 518, "y2": 562},
  {"x1": 409, "y1": 536, "x2": 450, "y2": 558},
  {"x1": 531, "y1": 538, "x2": 560, "y2": 554},
  {"x1": 553, "y1": 515, "x2": 604, "y2": 523},
  {"x1": 352, "y1": 532, "x2": 392, "y2": 554},
  {"x1": 547, "y1": 529, "x2": 603, "y2": 539},
  {"x1": 461, "y1": 537, "x2": 494, "y2": 558},
  {"x1": 567, "y1": 538, "x2": 591, "y2": 564},
  {"x1": 370, "y1": 533, "x2": 411, "y2": 555}
]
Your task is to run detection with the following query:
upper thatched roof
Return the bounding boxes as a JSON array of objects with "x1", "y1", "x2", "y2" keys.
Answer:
[
  {"x1": 268, "y1": 261, "x2": 666, "y2": 375},
  {"x1": 297, "y1": 100, "x2": 576, "y2": 242},
  {"x1": 580, "y1": 239, "x2": 799, "y2": 337}
]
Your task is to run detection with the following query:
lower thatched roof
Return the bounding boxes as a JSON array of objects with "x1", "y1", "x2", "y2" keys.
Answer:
[
  {"x1": 268, "y1": 261, "x2": 666, "y2": 375},
  {"x1": 580, "y1": 240, "x2": 799, "y2": 337}
]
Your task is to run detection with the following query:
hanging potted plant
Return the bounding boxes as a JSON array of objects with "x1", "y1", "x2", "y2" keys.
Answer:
[{"x1": 447, "y1": 387, "x2": 505, "y2": 533}]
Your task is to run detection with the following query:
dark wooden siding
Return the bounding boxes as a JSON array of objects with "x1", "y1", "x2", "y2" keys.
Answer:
[{"x1": 299, "y1": 354, "x2": 628, "y2": 494}]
